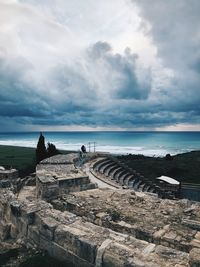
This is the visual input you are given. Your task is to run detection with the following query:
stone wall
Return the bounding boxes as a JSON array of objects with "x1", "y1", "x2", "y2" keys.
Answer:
[
  {"x1": 1, "y1": 188, "x2": 198, "y2": 267},
  {"x1": 51, "y1": 188, "x2": 200, "y2": 266},
  {"x1": 36, "y1": 173, "x2": 59, "y2": 199},
  {"x1": 36, "y1": 171, "x2": 96, "y2": 200},
  {"x1": 36, "y1": 154, "x2": 97, "y2": 200}
]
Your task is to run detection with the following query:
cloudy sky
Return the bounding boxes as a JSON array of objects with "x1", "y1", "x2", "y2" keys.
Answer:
[{"x1": 0, "y1": 0, "x2": 200, "y2": 131}]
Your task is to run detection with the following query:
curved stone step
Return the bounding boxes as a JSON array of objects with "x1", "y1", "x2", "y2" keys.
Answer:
[
  {"x1": 148, "y1": 187, "x2": 156, "y2": 193},
  {"x1": 142, "y1": 184, "x2": 150, "y2": 192},
  {"x1": 127, "y1": 176, "x2": 137, "y2": 187},
  {"x1": 107, "y1": 165, "x2": 121, "y2": 177},
  {"x1": 138, "y1": 183, "x2": 146, "y2": 192},
  {"x1": 128, "y1": 179, "x2": 137, "y2": 189},
  {"x1": 98, "y1": 160, "x2": 113, "y2": 173},
  {"x1": 102, "y1": 162, "x2": 117, "y2": 174},
  {"x1": 132, "y1": 176, "x2": 140, "y2": 187},
  {"x1": 115, "y1": 170, "x2": 127, "y2": 183},
  {"x1": 100, "y1": 162, "x2": 115, "y2": 174},
  {"x1": 133, "y1": 180, "x2": 144, "y2": 190},
  {"x1": 143, "y1": 185, "x2": 150, "y2": 192},
  {"x1": 132, "y1": 177, "x2": 142, "y2": 190},
  {"x1": 93, "y1": 158, "x2": 108, "y2": 170},
  {"x1": 119, "y1": 172, "x2": 131, "y2": 185},
  {"x1": 95, "y1": 159, "x2": 111, "y2": 172},
  {"x1": 124, "y1": 174, "x2": 135, "y2": 186},
  {"x1": 111, "y1": 168, "x2": 124, "y2": 180},
  {"x1": 146, "y1": 186, "x2": 156, "y2": 193},
  {"x1": 123, "y1": 174, "x2": 134, "y2": 186}
]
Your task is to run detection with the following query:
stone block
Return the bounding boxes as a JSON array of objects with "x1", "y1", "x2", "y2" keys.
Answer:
[
  {"x1": 195, "y1": 232, "x2": 200, "y2": 241},
  {"x1": 102, "y1": 241, "x2": 152, "y2": 267},
  {"x1": 34, "y1": 211, "x2": 59, "y2": 241},
  {"x1": 10, "y1": 223, "x2": 18, "y2": 239},
  {"x1": 27, "y1": 225, "x2": 40, "y2": 246},
  {"x1": 40, "y1": 235, "x2": 53, "y2": 252},
  {"x1": 143, "y1": 243, "x2": 156, "y2": 255},
  {"x1": 189, "y1": 248, "x2": 200, "y2": 267},
  {"x1": 182, "y1": 219, "x2": 200, "y2": 231},
  {"x1": 163, "y1": 231, "x2": 177, "y2": 242},
  {"x1": 55, "y1": 223, "x2": 98, "y2": 264},
  {"x1": 10, "y1": 201, "x2": 21, "y2": 217},
  {"x1": 191, "y1": 239, "x2": 200, "y2": 249},
  {"x1": 102, "y1": 251, "x2": 125, "y2": 267},
  {"x1": 50, "y1": 242, "x2": 94, "y2": 267},
  {"x1": 0, "y1": 221, "x2": 11, "y2": 240},
  {"x1": 40, "y1": 217, "x2": 59, "y2": 241},
  {"x1": 17, "y1": 217, "x2": 29, "y2": 237},
  {"x1": 153, "y1": 228, "x2": 166, "y2": 243}
]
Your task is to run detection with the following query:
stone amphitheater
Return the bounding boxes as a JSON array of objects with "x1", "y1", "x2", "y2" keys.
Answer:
[
  {"x1": 0, "y1": 152, "x2": 200, "y2": 267},
  {"x1": 89, "y1": 156, "x2": 180, "y2": 199},
  {"x1": 91, "y1": 157, "x2": 158, "y2": 192}
]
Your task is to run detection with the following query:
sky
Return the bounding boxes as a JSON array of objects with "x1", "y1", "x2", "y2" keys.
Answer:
[{"x1": 0, "y1": 0, "x2": 200, "y2": 131}]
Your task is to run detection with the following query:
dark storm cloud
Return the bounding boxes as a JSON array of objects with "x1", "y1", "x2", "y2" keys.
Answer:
[
  {"x1": 88, "y1": 42, "x2": 151, "y2": 100},
  {"x1": 0, "y1": 0, "x2": 199, "y2": 130},
  {"x1": 0, "y1": 58, "x2": 52, "y2": 118},
  {"x1": 131, "y1": 0, "x2": 200, "y2": 128}
]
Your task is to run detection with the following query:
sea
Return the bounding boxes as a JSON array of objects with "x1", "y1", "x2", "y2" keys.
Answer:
[{"x1": 0, "y1": 131, "x2": 200, "y2": 157}]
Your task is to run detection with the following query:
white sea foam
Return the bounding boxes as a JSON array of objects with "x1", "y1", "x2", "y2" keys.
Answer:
[
  {"x1": 0, "y1": 139, "x2": 187, "y2": 156},
  {"x1": 0, "y1": 140, "x2": 37, "y2": 148}
]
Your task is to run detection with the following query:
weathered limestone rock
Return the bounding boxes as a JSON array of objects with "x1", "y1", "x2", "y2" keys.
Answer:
[
  {"x1": 195, "y1": 232, "x2": 200, "y2": 240},
  {"x1": 0, "y1": 187, "x2": 191, "y2": 267},
  {"x1": 39, "y1": 154, "x2": 78, "y2": 165},
  {"x1": 189, "y1": 248, "x2": 200, "y2": 267},
  {"x1": 49, "y1": 242, "x2": 95, "y2": 267},
  {"x1": 53, "y1": 188, "x2": 200, "y2": 254},
  {"x1": 182, "y1": 219, "x2": 200, "y2": 231},
  {"x1": 0, "y1": 221, "x2": 11, "y2": 240},
  {"x1": 95, "y1": 239, "x2": 113, "y2": 267},
  {"x1": 55, "y1": 222, "x2": 100, "y2": 264},
  {"x1": 36, "y1": 173, "x2": 59, "y2": 200}
]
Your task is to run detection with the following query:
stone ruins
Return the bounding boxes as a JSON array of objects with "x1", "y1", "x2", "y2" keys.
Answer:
[
  {"x1": 0, "y1": 153, "x2": 200, "y2": 266},
  {"x1": 0, "y1": 166, "x2": 18, "y2": 188}
]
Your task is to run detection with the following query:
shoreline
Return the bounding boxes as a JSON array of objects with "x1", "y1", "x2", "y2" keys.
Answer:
[{"x1": 0, "y1": 143, "x2": 199, "y2": 157}]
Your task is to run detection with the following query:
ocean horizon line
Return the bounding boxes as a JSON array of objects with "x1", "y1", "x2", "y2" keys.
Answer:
[
  {"x1": 0, "y1": 130, "x2": 200, "y2": 133},
  {"x1": 0, "y1": 131, "x2": 199, "y2": 157}
]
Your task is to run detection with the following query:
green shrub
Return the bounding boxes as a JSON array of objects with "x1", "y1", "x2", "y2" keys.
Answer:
[{"x1": 106, "y1": 209, "x2": 121, "y2": 222}]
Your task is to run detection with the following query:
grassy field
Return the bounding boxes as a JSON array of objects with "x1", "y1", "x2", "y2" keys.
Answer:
[
  {"x1": 117, "y1": 150, "x2": 200, "y2": 184},
  {"x1": 0, "y1": 145, "x2": 36, "y2": 177},
  {"x1": 0, "y1": 145, "x2": 74, "y2": 177}
]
